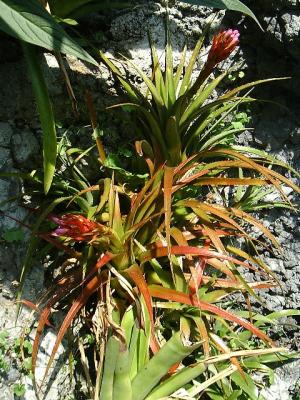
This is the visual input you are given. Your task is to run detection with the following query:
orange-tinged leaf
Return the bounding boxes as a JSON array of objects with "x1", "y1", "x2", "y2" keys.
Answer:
[
  {"x1": 32, "y1": 276, "x2": 80, "y2": 377},
  {"x1": 126, "y1": 167, "x2": 163, "y2": 228},
  {"x1": 80, "y1": 252, "x2": 114, "y2": 286},
  {"x1": 189, "y1": 256, "x2": 207, "y2": 295},
  {"x1": 135, "y1": 140, "x2": 155, "y2": 176},
  {"x1": 126, "y1": 264, "x2": 160, "y2": 353},
  {"x1": 209, "y1": 148, "x2": 299, "y2": 200},
  {"x1": 194, "y1": 178, "x2": 270, "y2": 186},
  {"x1": 173, "y1": 153, "x2": 199, "y2": 175},
  {"x1": 180, "y1": 200, "x2": 248, "y2": 237},
  {"x1": 192, "y1": 316, "x2": 210, "y2": 357},
  {"x1": 148, "y1": 285, "x2": 273, "y2": 344},
  {"x1": 226, "y1": 245, "x2": 280, "y2": 284},
  {"x1": 200, "y1": 276, "x2": 276, "y2": 290},
  {"x1": 206, "y1": 258, "x2": 238, "y2": 280},
  {"x1": 203, "y1": 225, "x2": 226, "y2": 254},
  {"x1": 229, "y1": 207, "x2": 280, "y2": 250},
  {"x1": 124, "y1": 211, "x2": 163, "y2": 240},
  {"x1": 21, "y1": 300, "x2": 53, "y2": 328},
  {"x1": 141, "y1": 245, "x2": 255, "y2": 270},
  {"x1": 134, "y1": 185, "x2": 161, "y2": 226},
  {"x1": 164, "y1": 166, "x2": 175, "y2": 256}
]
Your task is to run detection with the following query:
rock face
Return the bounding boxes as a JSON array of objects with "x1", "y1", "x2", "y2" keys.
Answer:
[{"x1": 0, "y1": 1, "x2": 299, "y2": 399}]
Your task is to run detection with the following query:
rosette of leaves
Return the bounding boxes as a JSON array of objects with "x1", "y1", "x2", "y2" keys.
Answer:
[
  {"x1": 18, "y1": 133, "x2": 299, "y2": 398},
  {"x1": 100, "y1": 28, "x2": 286, "y2": 169}
]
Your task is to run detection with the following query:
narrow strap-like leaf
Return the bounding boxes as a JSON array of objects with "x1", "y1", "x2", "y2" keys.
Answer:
[
  {"x1": 149, "y1": 285, "x2": 273, "y2": 344},
  {"x1": 179, "y1": 35, "x2": 205, "y2": 96},
  {"x1": 22, "y1": 43, "x2": 57, "y2": 194}
]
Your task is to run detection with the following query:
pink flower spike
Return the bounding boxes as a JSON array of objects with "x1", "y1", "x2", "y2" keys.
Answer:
[
  {"x1": 50, "y1": 214, "x2": 99, "y2": 242},
  {"x1": 207, "y1": 29, "x2": 240, "y2": 67}
]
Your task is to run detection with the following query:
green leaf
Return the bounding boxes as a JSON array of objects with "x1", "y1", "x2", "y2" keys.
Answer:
[
  {"x1": 2, "y1": 228, "x2": 25, "y2": 242},
  {"x1": 180, "y1": 0, "x2": 262, "y2": 29},
  {"x1": 22, "y1": 43, "x2": 57, "y2": 193},
  {"x1": 99, "y1": 336, "x2": 120, "y2": 400},
  {"x1": 113, "y1": 346, "x2": 132, "y2": 400},
  {"x1": 0, "y1": 0, "x2": 97, "y2": 65},
  {"x1": 146, "y1": 361, "x2": 206, "y2": 400},
  {"x1": 231, "y1": 370, "x2": 259, "y2": 400},
  {"x1": 104, "y1": 154, "x2": 148, "y2": 184},
  {"x1": 13, "y1": 383, "x2": 26, "y2": 397},
  {"x1": 132, "y1": 332, "x2": 201, "y2": 400}
]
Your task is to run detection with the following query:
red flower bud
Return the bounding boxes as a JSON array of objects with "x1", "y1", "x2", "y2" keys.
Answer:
[
  {"x1": 207, "y1": 29, "x2": 240, "y2": 66},
  {"x1": 50, "y1": 214, "x2": 99, "y2": 242}
]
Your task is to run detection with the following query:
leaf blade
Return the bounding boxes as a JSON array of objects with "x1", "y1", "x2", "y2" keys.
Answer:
[{"x1": 0, "y1": 0, "x2": 97, "y2": 65}]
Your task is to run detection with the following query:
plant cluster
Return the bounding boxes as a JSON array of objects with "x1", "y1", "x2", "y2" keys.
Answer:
[
  {"x1": 0, "y1": 1, "x2": 300, "y2": 399},
  {"x1": 11, "y1": 25, "x2": 299, "y2": 400}
]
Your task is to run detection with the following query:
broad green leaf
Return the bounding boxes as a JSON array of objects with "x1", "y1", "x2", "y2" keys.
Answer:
[
  {"x1": 146, "y1": 361, "x2": 206, "y2": 400},
  {"x1": 99, "y1": 336, "x2": 120, "y2": 400},
  {"x1": 0, "y1": 0, "x2": 97, "y2": 65},
  {"x1": 104, "y1": 154, "x2": 148, "y2": 185},
  {"x1": 132, "y1": 332, "x2": 201, "y2": 400},
  {"x1": 180, "y1": 0, "x2": 262, "y2": 29},
  {"x1": 113, "y1": 346, "x2": 132, "y2": 400}
]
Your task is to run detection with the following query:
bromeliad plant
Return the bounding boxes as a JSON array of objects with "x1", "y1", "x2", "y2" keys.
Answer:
[
  {"x1": 26, "y1": 136, "x2": 300, "y2": 398},
  {"x1": 16, "y1": 27, "x2": 300, "y2": 400},
  {"x1": 100, "y1": 28, "x2": 286, "y2": 170}
]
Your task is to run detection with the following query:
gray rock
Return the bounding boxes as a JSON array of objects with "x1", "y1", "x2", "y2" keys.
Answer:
[
  {"x1": 11, "y1": 129, "x2": 39, "y2": 166},
  {"x1": 261, "y1": 360, "x2": 300, "y2": 400},
  {"x1": 0, "y1": 122, "x2": 13, "y2": 147},
  {"x1": 0, "y1": 147, "x2": 12, "y2": 171}
]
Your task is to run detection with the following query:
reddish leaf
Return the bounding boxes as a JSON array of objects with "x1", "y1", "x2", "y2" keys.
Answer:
[
  {"x1": 20, "y1": 300, "x2": 53, "y2": 328},
  {"x1": 164, "y1": 166, "x2": 175, "y2": 256},
  {"x1": 141, "y1": 245, "x2": 254, "y2": 270},
  {"x1": 126, "y1": 264, "x2": 160, "y2": 353},
  {"x1": 41, "y1": 274, "x2": 106, "y2": 385},
  {"x1": 149, "y1": 285, "x2": 273, "y2": 344},
  {"x1": 32, "y1": 276, "x2": 79, "y2": 377},
  {"x1": 200, "y1": 276, "x2": 276, "y2": 290}
]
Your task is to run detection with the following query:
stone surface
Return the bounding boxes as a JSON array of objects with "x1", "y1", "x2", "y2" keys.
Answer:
[{"x1": 11, "y1": 129, "x2": 39, "y2": 167}]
